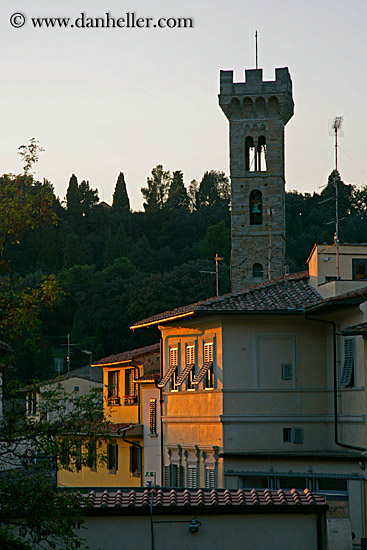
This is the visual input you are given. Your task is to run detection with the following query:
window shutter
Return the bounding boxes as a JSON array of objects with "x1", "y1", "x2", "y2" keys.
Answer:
[
  {"x1": 186, "y1": 345, "x2": 195, "y2": 365},
  {"x1": 129, "y1": 445, "x2": 134, "y2": 472},
  {"x1": 187, "y1": 466, "x2": 197, "y2": 488},
  {"x1": 204, "y1": 343, "x2": 213, "y2": 363},
  {"x1": 163, "y1": 465, "x2": 170, "y2": 487},
  {"x1": 292, "y1": 427, "x2": 303, "y2": 444},
  {"x1": 205, "y1": 467, "x2": 215, "y2": 489},
  {"x1": 115, "y1": 444, "x2": 118, "y2": 471},
  {"x1": 132, "y1": 368, "x2": 139, "y2": 396},
  {"x1": 150, "y1": 399, "x2": 157, "y2": 434},
  {"x1": 282, "y1": 364, "x2": 293, "y2": 380},
  {"x1": 340, "y1": 338, "x2": 354, "y2": 387},
  {"x1": 170, "y1": 348, "x2": 178, "y2": 367}
]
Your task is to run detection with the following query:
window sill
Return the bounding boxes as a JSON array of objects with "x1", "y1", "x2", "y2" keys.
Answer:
[{"x1": 149, "y1": 433, "x2": 158, "y2": 438}]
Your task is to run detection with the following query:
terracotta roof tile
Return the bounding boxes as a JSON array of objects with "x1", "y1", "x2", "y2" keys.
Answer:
[
  {"x1": 340, "y1": 322, "x2": 367, "y2": 336},
  {"x1": 82, "y1": 488, "x2": 326, "y2": 512},
  {"x1": 93, "y1": 343, "x2": 160, "y2": 366},
  {"x1": 131, "y1": 272, "x2": 324, "y2": 329}
]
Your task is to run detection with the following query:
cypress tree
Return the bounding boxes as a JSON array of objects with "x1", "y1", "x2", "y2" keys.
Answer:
[
  {"x1": 66, "y1": 174, "x2": 81, "y2": 216},
  {"x1": 112, "y1": 172, "x2": 130, "y2": 212}
]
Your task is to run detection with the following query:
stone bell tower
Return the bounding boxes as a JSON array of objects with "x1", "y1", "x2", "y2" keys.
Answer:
[{"x1": 219, "y1": 67, "x2": 294, "y2": 292}]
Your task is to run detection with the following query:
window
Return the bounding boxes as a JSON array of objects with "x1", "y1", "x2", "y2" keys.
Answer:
[
  {"x1": 107, "y1": 371, "x2": 120, "y2": 405},
  {"x1": 249, "y1": 190, "x2": 262, "y2": 225},
  {"x1": 75, "y1": 441, "x2": 82, "y2": 471},
  {"x1": 124, "y1": 368, "x2": 138, "y2": 404},
  {"x1": 352, "y1": 258, "x2": 367, "y2": 280},
  {"x1": 205, "y1": 467, "x2": 215, "y2": 489},
  {"x1": 187, "y1": 465, "x2": 197, "y2": 488},
  {"x1": 186, "y1": 345, "x2": 195, "y2": 390},
  {"x1": 129, "y1": 443, "x2": 141, "y2": 476},
  {"x1": 316, "y1": 478, "x2": 347, "y2": 494},
  {"x1": 252, "y1": 263, "x2": 263, "y2": 283},
  {"x1": 242, "y1": 476, "x2": 269, "y2": 489},
  {"x1": 169, "y1": 347, "x2": 178, "y2": 391},
  {"x1": 60, "y1": 440, "x2": 70, "y2": 470},
  {"x1": 149, "y1": 399, "x2": 157, "y2": 435},
  {"x1": 279, "y1": 477, "x2": 307, "y2": 490},
  {"x1": 283, "y1": 428, "x2": 292, "y2": 442},
  {"x1": 107, "y1": 443, "x2": 118, "y2": 473},
  {"x1": 292, "y1": 427, "x2": 303, "y2": 444},
  {"x1": 74, "y1": 386, "x2": 79, "y2": 394},
  {"x1": 257, "y1": 135, "x2": 267, "y2": 171},
  {"x1": 27, "y1": 392, "x2": 38, "y2": 416},
  {"x1": 87, "y1": 440, "x2": 97, "y2": 470},
  {"x1": 340, "y1": 338, "x2": 355, "y2": 388},
  {"x1": 282, "y1": 364, "x2": 293, "y2": 380},
  {"x1": 204, "y1": 343, "x2": 214, "y2": 389},
  {"x1": 163, "y1": 464, "x2": 183, "y2": 488},
  {"x1": 245, "y1": 136, "x2": 255, "y2": 171}
]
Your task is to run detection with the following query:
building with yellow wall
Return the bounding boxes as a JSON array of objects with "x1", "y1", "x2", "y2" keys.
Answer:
[{"x1": 57, "y1": 343, "x2": 161, "y2": 488}]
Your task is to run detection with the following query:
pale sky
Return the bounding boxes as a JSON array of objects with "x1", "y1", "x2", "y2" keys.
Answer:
[{"x1": 1, "y1": 0, "x2": 366, "y2": 210}]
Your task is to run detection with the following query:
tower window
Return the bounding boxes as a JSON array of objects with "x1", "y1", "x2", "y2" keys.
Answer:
[
  {"x1": 245, "y1": 136, "x2": 256, "y2": 172},
  {"x1": 257, "y1": 136, "x2": 267, "y2": 172},
  {"x1": 252, "y1": 263, "x2": 263, "y2": 283},
  {"x1": 249, "y1": 190, "x2": 262, "y2": 225}
]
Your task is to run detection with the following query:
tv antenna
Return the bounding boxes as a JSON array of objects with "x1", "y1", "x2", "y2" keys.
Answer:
[
  {"x1": 255, "y1": 30, "x2": 258, "y2": 69},
  {"x1": 329, "y1": 116, "x2": 343, "y2": 279},
  {"x1": 200, "y1": 253, "x2": 224, "y2": 296}
]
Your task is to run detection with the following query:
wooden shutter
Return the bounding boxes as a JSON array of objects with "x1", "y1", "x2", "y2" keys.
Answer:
[
  {"x1": 170, "y1": 347, "x2": 178, "y2": 366},
  {"x1": 186, "y1": 345, "x2": 195, "y2": 365},
  {"x1": 205, "y1": 467, "x2": 215, "y2": 489},
  {"x1": 204, "y1": 343, "x2": 213, "y2": 363},
  {"x1": 292, "y1": 427, "x2": 303, "y2": 444},
  {"x1": 163, "y1": 465, "x2": 170, "y2": 487},
  {"x1": 187, "y1": 466, "x2": 197, "y2": 488},
  {"x1": 340, "y1": 338, "x2": 354, "y2": 387},
  {"x1": 149, "y1": 399, "x2": 157, "y2": 434}
]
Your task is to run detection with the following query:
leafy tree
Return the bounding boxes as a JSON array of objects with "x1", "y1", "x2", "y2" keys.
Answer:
[
  {"x1": 63, "y1": 234, "x2": 87, "y2": 269},
  {"x1": 112, "y1": 172, "x2": 130, "y2": 212},
  {"x1": 166, "y1": 171, "x2": 189, "y2": 209},
  {"x1": 66, "y1": 176, "x2": 98, "y2": 220},
  {"x1": 141, "y1": 165, "x2": 171, "y2": 211},
  {"x1": 0, "y1": 174, "x2": 57, "y2": 269},
  {"x1": 18, "y1": 138, "x2": 45, "y2": 176},
  {"x1": 79, "y1": 180, "x2": 99, "y2": 216},
  {"x1": 196, "y1": 170, "x2": 230, "y2": 208},
  {"x1": 0, "y1": 382, "x2": 110, "y2": 549},
  {"x1": 198, "y1": 220, "x2": 231, "y2": 264}
]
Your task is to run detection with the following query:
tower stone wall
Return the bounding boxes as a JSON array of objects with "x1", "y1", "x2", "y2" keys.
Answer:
[{"x1": 219, "y1": 68, "x2": 294, "y2": 292}]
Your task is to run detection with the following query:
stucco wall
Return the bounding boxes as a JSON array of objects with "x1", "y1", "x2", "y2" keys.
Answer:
[{"x1": 80, "y1": 512, "x2": 322, "y2": 550}]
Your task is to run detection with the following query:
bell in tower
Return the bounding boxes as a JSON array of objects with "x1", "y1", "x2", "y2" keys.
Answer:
[{"x1": 219, "y1": 67, "x2": 294, "y2": 292}]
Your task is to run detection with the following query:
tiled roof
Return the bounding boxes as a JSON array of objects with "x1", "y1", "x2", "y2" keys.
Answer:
[
  {"x1": 340, "y1": 322, "x2": 367, "y2": 336},
  {"x1": 131, "y1": 272, "x2": 323, "y2": 328},
  {"x1": 93, "y1": 343, "x2": 160, "y2": 366},
  {"x1": 82, "y1": 488, "x2": 326, "y2": 513}
]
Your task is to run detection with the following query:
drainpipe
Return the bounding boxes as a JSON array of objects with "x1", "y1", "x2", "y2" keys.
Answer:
[
  {"x1": 304, "y1": 313, "x2": 366, "y2": 452},
  {"x1": 121, "y1": 431, "x2": 144, "y2": 488}
]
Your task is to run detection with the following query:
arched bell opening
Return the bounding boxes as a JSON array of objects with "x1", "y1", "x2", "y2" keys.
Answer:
[{"x1": 249, "y1": 190, "x2": 263, "y2": 225}]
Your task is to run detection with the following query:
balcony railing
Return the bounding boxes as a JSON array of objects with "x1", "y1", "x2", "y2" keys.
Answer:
[
  {"x1": 107, "y1": 395, "x2": 121, "y2": 406},
  {"x1": 124, "y1": 395, "x2": 138, "y2": 405}
]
